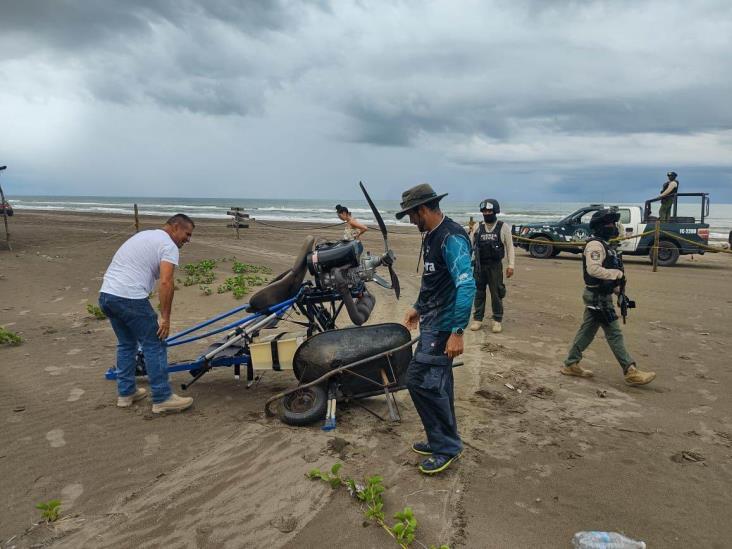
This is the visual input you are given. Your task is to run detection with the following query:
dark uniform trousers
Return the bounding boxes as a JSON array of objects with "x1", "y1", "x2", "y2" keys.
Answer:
[
  {"x1": 659, "y1": 197, "x2": 673, "y2": 222},
  {"x1": 473, "y1": 260, "x2": 505, "y2": 322},
  {"x1": 406, "y1": 330, "x2": 462, "y2": 457}
]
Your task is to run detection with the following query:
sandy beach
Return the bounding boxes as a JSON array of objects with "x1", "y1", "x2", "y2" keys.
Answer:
[{"x1": 1, "y1": 210, "x2": 731, "y2": 548}]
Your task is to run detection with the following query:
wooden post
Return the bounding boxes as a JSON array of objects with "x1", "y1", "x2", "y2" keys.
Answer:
[
  {"x1": 652, "y1": 219, "x2": 660, "y2": 272},
  {"x1": 0, "y1": 166, "x2": 11, "y2": 251},
  {"x1": 133, "y1": 203, "x2": 140, "y2": 233},
  {"x1": 467, "y1": 215, "x2": 476, "y2": 234},
  {"x1": 226, "y1": 208, "x2": 249, "y2": 239}
]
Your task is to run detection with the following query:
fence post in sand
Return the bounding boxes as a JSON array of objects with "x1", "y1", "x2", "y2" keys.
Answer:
[
  {"x1": 134, "y1": 203, "x2": 140, "y2": 233},
  {"x1": 652, "y1": 219, "x2": 660, "y2": 272},
  {"x1": 226, "y1": 207, "x2": 250, "y2": 239},
  {"x1": 0, "y1": 166, "x2": 11, "y2": 251}
]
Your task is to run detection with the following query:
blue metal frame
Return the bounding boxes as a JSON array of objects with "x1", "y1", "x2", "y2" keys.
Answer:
[{"x1": 104, "y1": 294, "x2": 300, "y2": 380}]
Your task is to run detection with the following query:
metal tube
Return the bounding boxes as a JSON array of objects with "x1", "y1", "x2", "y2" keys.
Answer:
[
  {"x1": 203, "y1": 309, "x2": 281, "y2": 360},
  {"x1": 166, "y1": 303, "x2": 253, "y2": 343}
]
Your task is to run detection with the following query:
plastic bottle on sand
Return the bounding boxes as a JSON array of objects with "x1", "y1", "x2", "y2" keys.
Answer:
[{"x1": 572, "y1": 531, "x2": 646, "y2": 549}]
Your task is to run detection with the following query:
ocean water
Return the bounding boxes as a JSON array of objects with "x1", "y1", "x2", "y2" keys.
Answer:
[{"x1": 9, "y1": 195, "x2": 732, "y2": 240}]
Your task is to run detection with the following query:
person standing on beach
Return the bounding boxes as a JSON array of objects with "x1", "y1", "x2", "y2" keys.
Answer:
[
  {"x1": 398, "y1": 184, "x2": 476, "y2": 475},
  {"x1": 336, "y1": 204, "x2": 368, "y2": 240},
  {"x1": 99, "y1": 214, "x2": 195, "y2": 414},
  {"x1": 561, "y1": 209, "x2": 656, "y2": 385},
  {"x1": 469, "y1": 198, "x2": 514, "y2": 334},
  {"x1": 658, "y1": 171, "x2": 679, "y2": 222}
]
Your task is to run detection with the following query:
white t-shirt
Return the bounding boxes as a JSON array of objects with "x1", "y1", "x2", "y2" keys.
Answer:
[{"x1": 100, "y1": 229, "x2": 179, "y2": 299}]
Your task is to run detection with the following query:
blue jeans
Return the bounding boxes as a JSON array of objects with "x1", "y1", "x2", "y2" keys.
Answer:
[
  {"x1": 99, "y1": 292, "x2": 172, "y2": 404},
  {"x1": 406, "y1": 330, "x2": 462, "y2": 457}
]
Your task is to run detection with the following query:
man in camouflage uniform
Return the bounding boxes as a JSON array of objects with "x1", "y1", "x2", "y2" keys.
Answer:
[
  {"x1": 561, "y1": 209, "x2": 656, "y2": 385},
  {"x1": 658, "y1": 171, "x2": 679, "y2": 222}
]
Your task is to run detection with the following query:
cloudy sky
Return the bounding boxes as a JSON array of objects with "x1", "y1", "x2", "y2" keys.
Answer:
[{"x1": 1, "y1": 0, "x2": 731, "y2": 202}]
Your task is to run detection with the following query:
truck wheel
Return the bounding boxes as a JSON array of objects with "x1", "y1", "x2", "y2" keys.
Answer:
[
  {"x1": 551, "y1": 249, "x2": 561, "y2": 257},
  {"x1": 529, "y1": 237, "x2": 554, "y2": 259},
  {"x1": 279, "y1": 384, "x2": 328, "y2": 426},
  {"x1": 652, "y1": 240, "x2": 680, "y2": 267}
]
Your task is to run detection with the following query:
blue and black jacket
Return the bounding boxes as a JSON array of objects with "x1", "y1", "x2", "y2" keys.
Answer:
[{"x1": 414, "y1": 216, "x2": 476, "y2": 332}]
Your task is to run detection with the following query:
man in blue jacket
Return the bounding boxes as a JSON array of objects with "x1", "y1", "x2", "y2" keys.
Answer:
[{"x1": 398, "y1": 184, "x2": 476, "y2": 475}]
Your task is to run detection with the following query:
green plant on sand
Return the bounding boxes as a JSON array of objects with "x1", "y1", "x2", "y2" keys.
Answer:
[
  {"x1": 36, "y1": 499, "x2": 61, "y2": 522},
  {"x1": 307, "y1": 463, "x2": 449, "y2": 549},
  {"x1": 0, "y1": 326, "x2": 23, "y2": 345},
  {"x1": 86, "y1": 303, "x2": 107, "y2": 320}
]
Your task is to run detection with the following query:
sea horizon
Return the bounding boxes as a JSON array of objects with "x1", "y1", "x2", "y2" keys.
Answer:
[{"x1": 8, "y1": 194, "x2": 732, "y2": 240}]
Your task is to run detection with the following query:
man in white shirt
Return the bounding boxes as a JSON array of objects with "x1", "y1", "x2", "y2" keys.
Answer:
[
  {"x1": 99, "y1": 214, "x2": 195, "y2": 414},
  {"x1": 469, "y1": 199, "x2": 515, "y2": 334}
]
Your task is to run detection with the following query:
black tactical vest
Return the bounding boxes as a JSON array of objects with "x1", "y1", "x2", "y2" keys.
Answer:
[
  {"x1": 661, "y1": 180, "x2": 679, "y2": 197},
  {"x1": 416, "y1": 216, "x2": 471, "y2": 329},
  {"x1": 583, "y1": 237, "x2": 624, "y2": 294},
  {"x1": 473, "y1": 221, "x2": 505, "y2": 263}
]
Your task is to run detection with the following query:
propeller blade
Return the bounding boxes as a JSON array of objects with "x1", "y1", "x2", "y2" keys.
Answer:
[
  {"x1": 389, "y1": 265, "x2": 401, "y2": 300},
  {"x1": 359, "y1": 181, "x2": 388, "y2": 251}
]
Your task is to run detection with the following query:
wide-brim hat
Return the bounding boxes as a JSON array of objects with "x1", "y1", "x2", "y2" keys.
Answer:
[{"x1": 395, "y1": 183, "x2": 448, "y2": 219}]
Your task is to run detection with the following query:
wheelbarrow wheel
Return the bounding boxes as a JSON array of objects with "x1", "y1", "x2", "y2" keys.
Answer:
[{"x1": 278, "y1": 385, "x2": 328, "y2": 426}]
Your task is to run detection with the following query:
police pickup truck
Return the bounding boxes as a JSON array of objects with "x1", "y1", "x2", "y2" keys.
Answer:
[{"x1": 512, "y1": 193, "x2": 711, "y2": 267}]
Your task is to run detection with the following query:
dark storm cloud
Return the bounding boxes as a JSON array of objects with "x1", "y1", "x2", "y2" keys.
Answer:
[
  {"x1": 0, "y1": 0, "x2": 311, "y2": 52},
  {"x1": 1, "y1": 0, "x2": 325, "y2": 115},
  {"x1": 517, "y1": 88, "x2": 732, "y2": 136},
  {"x1": 2, "y1": 0, "x2": 732, "y2": 201}
]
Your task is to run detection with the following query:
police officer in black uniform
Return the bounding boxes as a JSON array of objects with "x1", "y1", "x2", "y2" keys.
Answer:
[
  {"x1": 561, "y1": 209, "x2": 656, "y2": 385},
  {"x1": 469, "y1": 199, "x2": 515, "y2": 333}
]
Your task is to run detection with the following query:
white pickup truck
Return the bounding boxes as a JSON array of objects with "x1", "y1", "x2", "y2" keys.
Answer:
[{"x1": 512, "y1": 193, "x2": 711, "y2": 266}]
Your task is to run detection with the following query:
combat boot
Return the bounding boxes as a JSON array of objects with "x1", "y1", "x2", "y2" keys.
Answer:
[
  {"x1": 624, "y1": 365, "x2": 656, "y2": 386},
  {"x1": 560, "y1": 362, "x2": 594, "y2": 378},
  {"x1": 117, "y1": 387, "x2": 148, "y2": 408},
  {"x1": 152, "y1": 393, "x2": 194, "y2": 414},
  {"x1": 469, "y1": 320, "x2": 482, "y2": 331}
]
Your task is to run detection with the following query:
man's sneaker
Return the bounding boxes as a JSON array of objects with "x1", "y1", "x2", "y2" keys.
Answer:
[
  {"x1": 117, "y1": 387, "x2": 148, "y2": 408},
  {"x1": 418, "y1": 452, "x2": 461, "y2": 475},
  {"x1": 411, "y1": 441, "x2": 432, "y2": 456},
  {"x1": 624, "y1": 365, "x2": 656, "y2": 386},
  {"x1": 152, "y1": 393, "x2": 193, "y2": 414},
  {"x1": 469, "y1": 320, "x2": 482, "y2": 331},
  {"x1": 492, "y1": 321, "x2": 503, "y2": 333},
  {"x1": 560, "y1": 362, "x2": 594, "y2": 378}
]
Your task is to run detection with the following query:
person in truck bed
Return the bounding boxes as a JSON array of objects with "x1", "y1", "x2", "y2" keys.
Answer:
[{"x1": 658, "y1": 171, "x2": 679, "y2": 221}]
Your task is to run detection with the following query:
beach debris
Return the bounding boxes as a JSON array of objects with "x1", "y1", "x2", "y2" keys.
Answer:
[
  {"x1": 679, "y1": 354, "x2": 692, "y2": 360},
  {"x1": 13, "y1": 405, "x2": 26, "y2": 412},
  {"x1": 270, "y1": 515, "x2": 299, "y2": 533},
  {"x1": 530, "y1": 386, "x2": 554, "y2": 399},
  {"x1": 671, "y1": 450, "x2": 705, "y2": 463},
  {"x1": 596, "y1": 390, "x2": 607, "y2": 398},
  {"x1": 505, "y1": 383, "x2": 516, "y2": 391},
  {"x1": 481, "y1": 342, "x2": 504, "y2": 353},
  {"x1": 327, "y1": 437, "x2": 350, "y2": 459},
  {"x1": 475, "y1": 389, "x2": 507, "y2": 403}
]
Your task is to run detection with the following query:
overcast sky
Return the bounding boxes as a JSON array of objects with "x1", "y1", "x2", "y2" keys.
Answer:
[{"x1": 1, "y1": 0, "x2": 731, "y2": 202}]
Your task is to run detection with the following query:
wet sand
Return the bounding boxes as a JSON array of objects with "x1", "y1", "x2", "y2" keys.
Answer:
[{"x1": 1, "y1": 210, "x2": 731, "y2": 548}]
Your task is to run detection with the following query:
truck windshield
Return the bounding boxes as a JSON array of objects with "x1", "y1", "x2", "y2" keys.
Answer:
[{"x1": 559, "y1": 208, "x2": 591, "y2": 224}]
